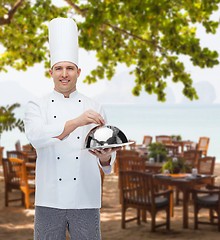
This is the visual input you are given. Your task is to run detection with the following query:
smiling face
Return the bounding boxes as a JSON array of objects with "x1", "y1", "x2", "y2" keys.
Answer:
[{"x1": 49, "y1": 61, "x2": 81, "y2": 97}]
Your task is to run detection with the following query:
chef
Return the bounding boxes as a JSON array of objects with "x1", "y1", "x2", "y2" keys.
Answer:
[{"x1": 25, "y1": 18, "x2": 119, "y2": 240}]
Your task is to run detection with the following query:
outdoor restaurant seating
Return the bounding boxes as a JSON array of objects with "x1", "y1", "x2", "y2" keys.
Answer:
[
  {"x1": 183, "y1": 149, "x2": 202, "y2": 168},
  {"x1": 197, "y1": 156, "x2": 215, "y2": 175},
  {"x1": 193, "y1": 184, "x2": 220, "y2": 231},
  {"x1": 15, "y1": 140, "x2": 22, "y2": 151},
  {"x1": 197, "y1": 137, "x2": 210, "y2": 157},
  {"x1": 117, "y1": 155, "x2": 146, "y2": 173},
  {"x1": 22, "y1": 144, "x2": 37, "y2": 162},
  {"x1": 142, "y1": 136, "x2": 153, "y2": 146},
  {"x1": 119, "y1": 170, "x2": 172, "y2": 231},
  {"x1": 136, "y1": 136, "x2": 153, "y2": 148},
  {"x1": 175, "y1": 150, "x2": 202, "y2": 205},
  {"x1": 7, "y1": 150, "x2": 28, "y2": 163},
  {"x1": 156, "y1": 135, "x2": 172, "y2": 145},
  {"x1": 128, "y1": 140, "x2": 136, "y2": 150},
  {"x1": 117, "y1": 155, "x2": 146, "y2": 189},
  {"x1": 114, "y1": 149, "x2": 139, "y2": 175},
  {"x1": 8, "y1": 158, "x2": 35, "y2": 209},
  {"x1": 2, "y1": 158, "x2": 24, "y2": 207}
]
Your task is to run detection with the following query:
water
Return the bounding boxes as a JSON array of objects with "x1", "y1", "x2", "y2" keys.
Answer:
[
  {"x1": 104, "y1": 104, "x2": 220, "y2": 161},
  {"x1": 1, "y1": 104, "x2": 220, "y2": 161}
]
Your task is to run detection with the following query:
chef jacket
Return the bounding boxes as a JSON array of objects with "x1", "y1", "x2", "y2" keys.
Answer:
[{"x1": 24, "y1": 90, "x2": 115, "y2": 209}]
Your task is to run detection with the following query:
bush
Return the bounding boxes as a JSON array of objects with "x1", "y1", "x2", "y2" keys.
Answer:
[{"x1": 148, "y1": 142, "x2": 167, "y2": 162}]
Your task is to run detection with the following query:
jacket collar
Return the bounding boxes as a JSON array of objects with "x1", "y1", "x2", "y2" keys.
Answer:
[{"x1": 53, "y1": 89, "x2": 78, "y2": 99}]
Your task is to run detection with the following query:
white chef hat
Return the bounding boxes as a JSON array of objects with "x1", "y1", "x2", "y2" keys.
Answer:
[{"x1": 49, "y1": 18, "x2": 79, "y2": 68}]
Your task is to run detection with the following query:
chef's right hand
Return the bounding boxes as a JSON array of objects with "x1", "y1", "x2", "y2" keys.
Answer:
[{"x1": 76, "y1": 110, "x2": 105, "y2": 126}]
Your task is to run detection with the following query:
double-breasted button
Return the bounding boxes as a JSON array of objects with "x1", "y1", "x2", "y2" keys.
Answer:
[
  {"x1": 76, "y1": 157, "x2": 78, "y2": 159},
  {"x1": 52, "y1": 100, "x2": 54, "y2": 102},
  {"x1": 57, "y1": 157, "x2": 60, "y2": 160},
  {"x1": 79, "y1": 99, "x2": 81, "y2": 102},
  {"x1": 77, "y1": 136, "x2": 80, "y2": 139},
  {"x1": 54, "y1": 116, "x2": 56, "y2": 118},
  {"x1": 74, "y1": 178, "x2": 76, "y2": 180},
  {"x1": 59, "y1": 178, "x2": 62, "y2": 181}
]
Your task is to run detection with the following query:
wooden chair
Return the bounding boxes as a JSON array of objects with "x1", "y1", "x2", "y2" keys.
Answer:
[
  {"x1": 197, "y1": 156, "x2": 215, "y2": 175},
  {"x1": 0, "y1": 146, "x2": 4, "y2": 165},
  {"x1": 15, "y1": 140, "x2": 21, "y2": 151},
  {"x1": 183, "y1": 149, "x2": 202, "y2": 168},
  {"x1": 128, "y1": 140, "x2": 136, "y2": 150},
  {"x1": 119, "y1": 171, "x2": 172, "y2": 231},
  {"x1": 165, "y1": 144, "x2": 179, "y2": 157},
  {"x1": 22, "y1": 144, "x2": 35, "y2": 152},
  {"x1": 135, "y1": 136, "x2": 152, "y2": 157},
  {"x1": 197, "y1": 137, "x2": 210, "y2": 157},
  {"x1": 117, "y1": 155, "x2": 146, "y2": 173},
  {"x1": 7, "y1": 150, "x2": 28, "y2": 163},
  {"x1": 193, "y1": 185, "x2": 220, "y2": 231},
  {"x1": 8, "y1": 158, "x2": 35, "y2": 209},
  {"x1": 2, "y1": 158, "x2": 24, "y2": 207},
  {"x1": 175, "y1": 150, "x2": 202, "y2": 205},
  {"x1": 22, "y1": 144, "x2": 37, "y2": 162},
  {"x1": 143, "y1": 136, "x2": 153, "y2": 146},
  {"x1": 114, "y1": 150, "x2": 139, "y2": 175},
  {"x1": 156, "y1": 135, "x2": 172, "y2": 145}
]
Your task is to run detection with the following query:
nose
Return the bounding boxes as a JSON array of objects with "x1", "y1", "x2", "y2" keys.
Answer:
[{"x1": 62, "y1": 68, "x2": 68, "y2": 78}]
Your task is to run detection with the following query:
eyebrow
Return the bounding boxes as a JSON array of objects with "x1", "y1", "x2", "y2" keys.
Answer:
[{"x1": 54, "y1": 65, "x2": 75, "y2": 69}]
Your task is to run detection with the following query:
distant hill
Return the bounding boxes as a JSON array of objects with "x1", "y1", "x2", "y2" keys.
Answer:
[
  {"x1": 0, "y1": 81, "x2": 34, "y2": 106},
  {"x1": 93, "y1": 71, "x2": 176, "y2": 105}
]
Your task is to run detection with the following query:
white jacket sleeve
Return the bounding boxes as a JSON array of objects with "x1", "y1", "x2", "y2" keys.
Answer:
[{"x1": 24, "y1": 99, "x2": 65, "y2": 149}]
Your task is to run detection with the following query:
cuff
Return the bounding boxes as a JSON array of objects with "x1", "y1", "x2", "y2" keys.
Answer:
[{"x1": 102, "y1": 165, "x2": 112, "y2": 174}]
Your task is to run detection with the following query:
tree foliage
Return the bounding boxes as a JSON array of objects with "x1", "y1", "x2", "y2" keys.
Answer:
[
  {"x1": 0, "y1": 0, "x2": 68, "y2": 73},
  {"x1": 0, "y1": 103, "x2": 24, "y2": 140},
  {"x1": 0, "y1": 0, "x2": 219, "y2": 101}
]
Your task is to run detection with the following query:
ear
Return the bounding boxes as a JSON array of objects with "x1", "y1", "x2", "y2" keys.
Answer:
[
  {"x1": 49, "y1": 69, "x2": 53, "y2": 77},
  {"x1": 77, "y1": 68, "x2": 81, "y2": 78}
]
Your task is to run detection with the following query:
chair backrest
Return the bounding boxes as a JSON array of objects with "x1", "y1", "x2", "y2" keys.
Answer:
[
  {"x1": 2, "y1": 158, "x2": 14, "y2": 184},
  {"x1": 119, "y1": 171, "x2": 154, "y2": 205},
  {"x1": 128, "y1": 140, "x2": 136, "y2": 150},
  {"x1": 156, "y1": 135, "x2": 172, "y2": 145},
  {"x1": 7, "y1": 151, "x2": 28, "y2": 163},
  {"x1": 8, "y1": 158, "x2": 29, "y2": 188},
  {"x1": 118, "y1": 156, "x2": 146, "y2": 172},
  {"x1": 0, "y1": 146, "x2": 4, "y2": 164},
  {"x1": 117, "y1": 149, "x2": 139, "y2": 158},
  {"x1": 197, "y1": 156, "x2": 215, "y2": 175},
  {"x1": 197, "y1": 137, "x2": 210, "y2": 156},
  {"x1": 22, "y1": 144, "x2": 36, "y2": 154},
  {"x1": 183, "y1": 150, "x2": 202, "y2": 168},
  {"x1": 15, "y1": 140, "x2": 21, "y2": 151},
  {"x1": 142, "y1": 136, "x2": 153, "y2": 146},
  {"x1": 165, "y1": 145, "x2": 179, "y2": 156}
]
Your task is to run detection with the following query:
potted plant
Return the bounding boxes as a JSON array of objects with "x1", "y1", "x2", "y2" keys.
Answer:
[
  {"x1": 0, "y1": 103, "x2": 24, "y2": 164},
  {"x1": 171, "y1": 135, "x2": 182, "y2": 141},
  {"x1": 147, "y1": 142, "x2": 167, "y2": 163},
  {"x1": 161, "y1": 157, "x2": 191, "y2": 174}
]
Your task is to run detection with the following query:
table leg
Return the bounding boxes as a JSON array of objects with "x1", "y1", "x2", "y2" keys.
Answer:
[
  {"x1": 182, "y1": 189, "x2": 189, "y2": 228},
  {"x1": 169, "y1": 186, "x2": 174, "y2": 217}
]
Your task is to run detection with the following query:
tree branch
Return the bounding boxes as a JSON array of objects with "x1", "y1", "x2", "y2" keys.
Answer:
[
  {"x1": 64, "y1": 0, "x2": 166, "y2": 53},
  {"x1": 64, "y1": 0, "x2": 87, "y2": 17},
  {"x1": 0, "y1": 0, "x2": 25, "y2": 26}
]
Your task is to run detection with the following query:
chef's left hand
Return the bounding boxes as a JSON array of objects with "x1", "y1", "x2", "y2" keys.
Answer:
[{"x1": 89, "y1": 147, "x2": 121, "y2": 166}]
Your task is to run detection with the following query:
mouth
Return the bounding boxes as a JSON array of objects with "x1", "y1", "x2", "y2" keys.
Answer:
[{"x1": 60, "y1": 79, "x2": 70, "y2": 85}]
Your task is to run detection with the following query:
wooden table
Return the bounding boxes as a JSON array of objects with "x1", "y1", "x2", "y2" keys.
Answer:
[
  {"x1": 154, "y1": 173, "x2": 216, "y2": 228},
  {"x1": 172, "y1": 140, "x2": 194, "y2": 155},
  {"x1": 145, "y1": 162, "x2": 163, "y2": 173}
]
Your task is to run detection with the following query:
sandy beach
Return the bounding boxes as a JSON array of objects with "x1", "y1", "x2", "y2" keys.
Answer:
[{"x1": 0, "y1": 163, "x2": 220, "y2": 240}]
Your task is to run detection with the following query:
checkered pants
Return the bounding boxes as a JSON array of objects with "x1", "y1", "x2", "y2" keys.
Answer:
[{"x1": 34, "y1": 206, "x2": 101, "y2": 240}]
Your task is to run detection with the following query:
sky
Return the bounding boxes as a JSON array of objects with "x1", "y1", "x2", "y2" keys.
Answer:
[{"x1": 0, "y1": 3, "x2": 220, "y2": 106}]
